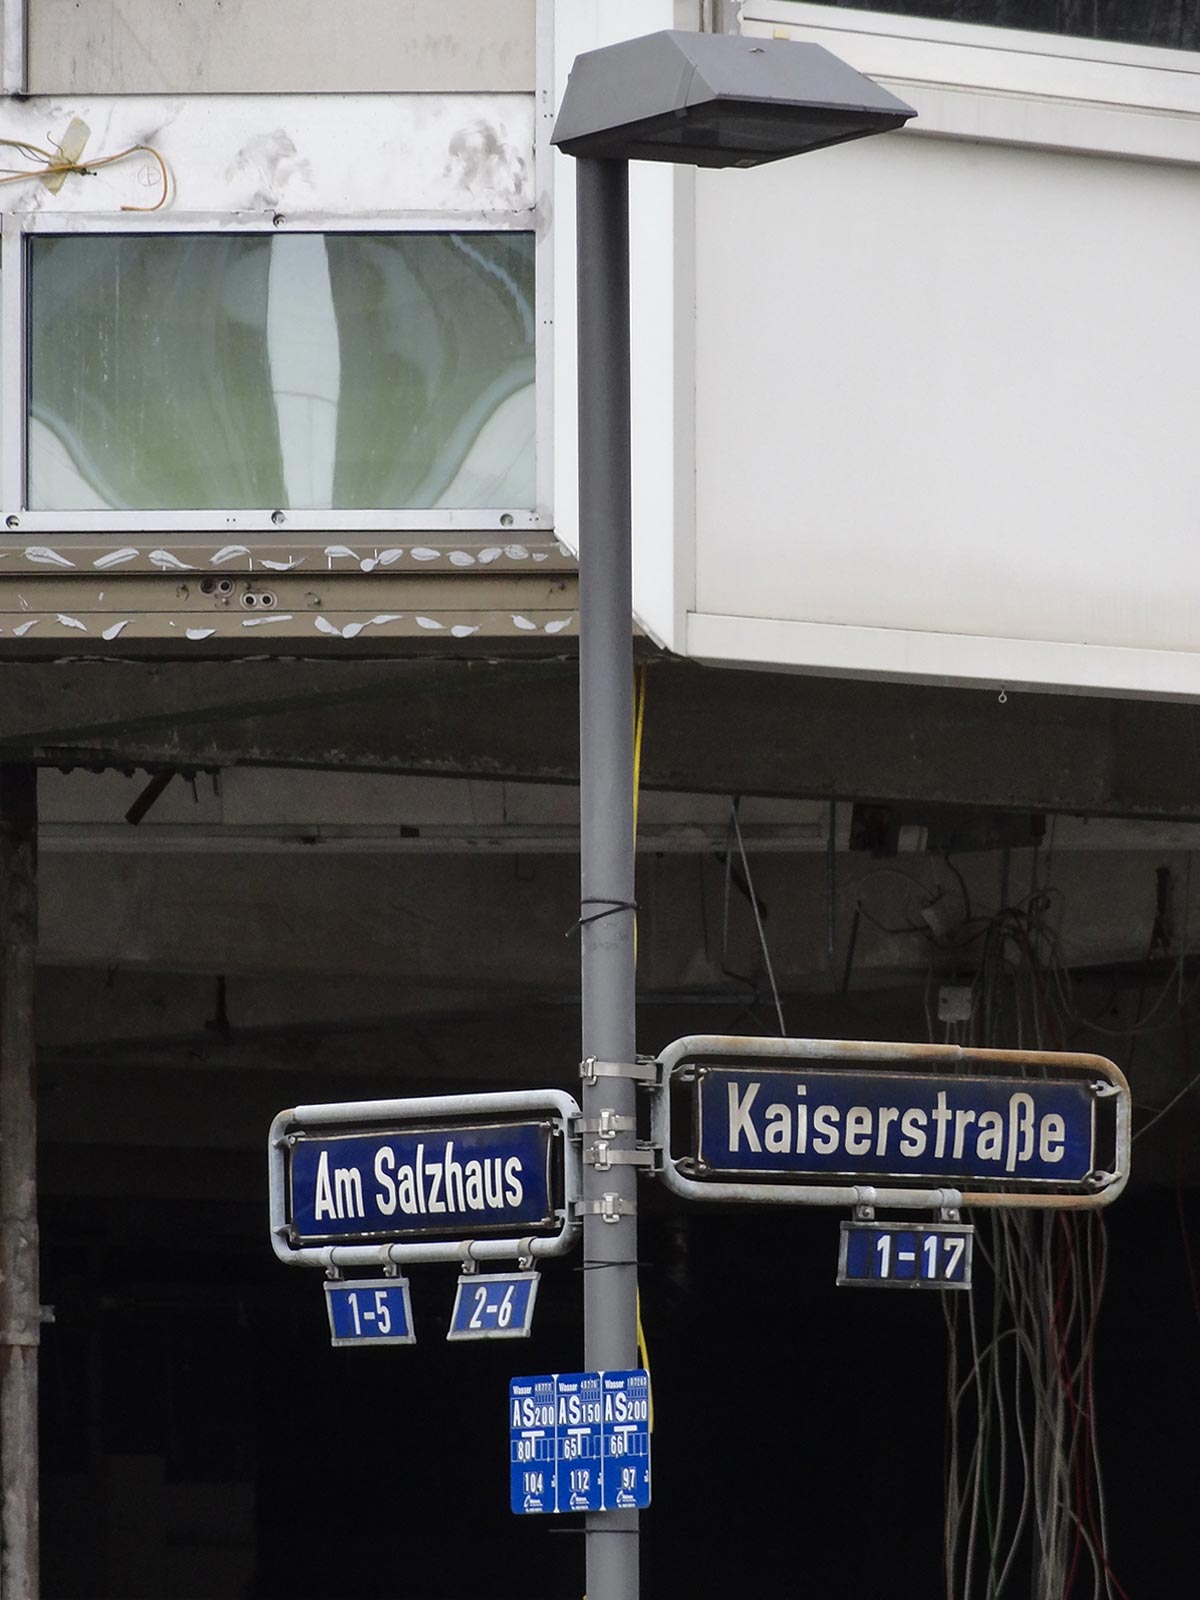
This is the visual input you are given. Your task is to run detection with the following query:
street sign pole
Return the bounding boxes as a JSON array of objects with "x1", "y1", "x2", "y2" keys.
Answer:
[{"x1": 576, "y1": 153, "x2": 640, "y2": 1600}]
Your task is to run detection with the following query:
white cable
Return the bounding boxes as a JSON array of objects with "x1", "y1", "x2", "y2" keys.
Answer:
[{"x1": 1132, "y1": 1066, "x2": 1200, "y2": 1142}]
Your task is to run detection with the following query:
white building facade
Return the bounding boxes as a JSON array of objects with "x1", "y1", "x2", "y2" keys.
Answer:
[
  {"x1": 2, "y1": 1, "x2": 1198, "y2": 692},
  {"x1": 557, "y1": 1, "x2": 1200, "y2": 698}
]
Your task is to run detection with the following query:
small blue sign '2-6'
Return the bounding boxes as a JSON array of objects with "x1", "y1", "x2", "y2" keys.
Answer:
[{"x1": 448, "y1": 1272, "x2": 539, "y2": 1340}]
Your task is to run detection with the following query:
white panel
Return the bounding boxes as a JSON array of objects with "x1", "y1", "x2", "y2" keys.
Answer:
[
  {"x1": 0, "y1": 96, "x2": 534, "y2": 217},
  {"x1": 3, "y1": 0, "x2": 26, "y2": 95},
  {"x1": 743, "y1": 3, "x2": 1200, "y2": 165},
  {"x1": 692, "y1": 132, "x2": 1200, "y2": 689},
  {"x1": 686, "y1": 614, "x2": 1200, "y2": 702},
  {"x1": 27, "y1": 0, "x2": 535, "y2": 94}
]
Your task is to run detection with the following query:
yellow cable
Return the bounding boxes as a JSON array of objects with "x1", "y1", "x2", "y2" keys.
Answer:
[
  {"x1": 632, "y1": 664, "x2": 647, "y2": 844},
  {"x1": 632, "y1": 664, "x2": 647, "y2": 965},
  {"x1": 631, "y1": 666, "x2": 652, "y2": 1426}
]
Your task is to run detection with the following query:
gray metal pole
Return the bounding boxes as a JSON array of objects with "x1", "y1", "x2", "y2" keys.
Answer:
[
  {"x1": 576, "y1": 156, "x2": 639, "y2": 1600},
  {"x1": 0, "y1": 764, "x2": 38, "y2": 1600}
]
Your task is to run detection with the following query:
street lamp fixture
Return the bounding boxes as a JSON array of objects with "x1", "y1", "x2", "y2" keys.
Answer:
[
  {"x1": 553, "y1": 30, "x2": 914, "y2": 167},
  {"x1": 552, "y1": 31, "x2": 913, "y2": 1600}
]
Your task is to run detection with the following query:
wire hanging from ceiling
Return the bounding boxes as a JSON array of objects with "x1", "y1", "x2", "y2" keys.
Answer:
[{"x1": 941, "y1": 887, "x2": 1130, "y2": 1600}]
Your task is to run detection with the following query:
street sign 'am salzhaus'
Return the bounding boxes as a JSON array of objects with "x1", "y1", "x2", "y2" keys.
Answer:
[{"x1": 288, "y1": 1120, "x2": 557, "y2": 1245}]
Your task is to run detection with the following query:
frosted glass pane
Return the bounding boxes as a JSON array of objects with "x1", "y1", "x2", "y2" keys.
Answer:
[{"x1": 28, "y1": 232, "x2": 536, "y2": 511}]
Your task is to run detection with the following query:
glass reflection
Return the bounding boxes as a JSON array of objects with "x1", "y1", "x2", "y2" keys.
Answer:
[{"x1": 28, "y1": 231, "x2": 536, "y2": 511}]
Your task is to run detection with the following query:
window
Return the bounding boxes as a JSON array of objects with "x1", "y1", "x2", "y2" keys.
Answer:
[
  {"x1": 28, "y1": 231, "x2": 536, "y2": 513},
  {"x1": 816, "y1": 2, "x2": 1200, "y2": 52}
]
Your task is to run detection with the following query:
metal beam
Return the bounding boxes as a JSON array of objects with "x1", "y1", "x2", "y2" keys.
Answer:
[
  {"x1": 5, "y1": 656, "x2": 1200, "y2": 821},
  {"x1": 0, "y1": 659, "x2": 574, "y2": 752}
]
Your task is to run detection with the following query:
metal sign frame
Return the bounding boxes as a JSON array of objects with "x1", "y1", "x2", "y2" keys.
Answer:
[
  {"x1": 269, "y1": 1089, "x2": 582, "y2": 1269},
  {"x1": 650, "y1": 1035, "x2": 1130, "y2": 1212}
]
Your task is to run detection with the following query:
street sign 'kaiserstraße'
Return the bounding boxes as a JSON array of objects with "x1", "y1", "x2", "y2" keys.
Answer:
[
  {"x1": 652, "y1": 1036, "x2": 1131, "y2": 1210},
  {"x1": 700, "y1": 1068, "x2": 1094, "y2": 1187}
]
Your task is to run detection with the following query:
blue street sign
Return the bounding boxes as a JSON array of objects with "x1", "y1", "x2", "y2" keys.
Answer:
[
  {"x1": 695, "y1": 1067, "x2": 1096, "y2": 1189},
  {"x1": 288, "y1": 1119, "x2": 557, "y2": 1244},
  {"x1": 838, "y1": 1222, "x2": 974, "y2": 1290},
  {"x1": 325, "y1": 1277, "x2": 416, "y2": 1345},
  {"x1": 599, "y1": 1371, "x2": 652, "y2": 1511},
  {"x1": 448, "y1": 1272, "x2": 540, "y2": 1341},
  {"x1": 509, "y1": 1376, "x2": 558, "y2": 1515},
  {"x1": 509, "y1": 1370, "x2": 651, "y2": 1515},
  {"x1": 554, "y1": 1373, "x2": 603, "y2": 1512}
]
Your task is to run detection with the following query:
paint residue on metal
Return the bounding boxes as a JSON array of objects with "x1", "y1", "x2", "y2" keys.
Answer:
[
  {"x1": 227, "y1": 129, "x2": 315, "y2": 209},
  {"x1": 445, "y1": 119, "x2": 529, "y2": 205},
  {"x1": 23, "y1": 547, "x2": 73, "y2": 568}
]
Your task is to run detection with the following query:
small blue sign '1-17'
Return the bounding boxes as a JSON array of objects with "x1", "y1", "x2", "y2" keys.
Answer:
[
  {"x1": 838, "y1": 1222, "x2": 974, "y2": 1290},
  {"x1": 510, "y1": 1370, "x2": 650, "y2": 1515}
]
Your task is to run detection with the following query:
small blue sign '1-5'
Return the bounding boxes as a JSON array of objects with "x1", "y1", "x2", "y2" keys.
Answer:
[
  {"x1": 325, "y1": 1277, "x2": 416, "y2": 1344},
  {"x1": 510, "y1": 1370, "x2": 651, "y2": 1515}
]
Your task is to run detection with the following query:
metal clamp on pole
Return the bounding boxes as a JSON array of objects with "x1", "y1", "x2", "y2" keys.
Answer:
[
  {"x1": 574, "y1": 1109, "x2": 637, "y2": 1136},
  {"x1": 573, "y1": 1194, "x2": 637, "y2": 1224},
  {"x1": 585, "y1": 1141, "x2": 657, "y2": 1172},
  {"x1": 580, "y1": 1056, "x2": 659, "y2": 1086},
  {"x1": 458, "y1": 1241, "x2": 480, "y2": 1274}
]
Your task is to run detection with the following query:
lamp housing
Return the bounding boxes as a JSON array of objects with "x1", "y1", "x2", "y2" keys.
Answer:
[{"x1": 552, "y1": 30, "x2": 915, "y2": 168}]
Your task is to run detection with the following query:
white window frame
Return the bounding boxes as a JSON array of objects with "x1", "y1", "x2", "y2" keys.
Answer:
[
  {"x1": 0, "y1": 0, "x2": 556, "y2": 566},
  {"x1": 2, "y1": 205, "x2": 550, "y2": 539},
  {"x1": 742, "y1": 2, "x2": 1200, "y2": 165}
]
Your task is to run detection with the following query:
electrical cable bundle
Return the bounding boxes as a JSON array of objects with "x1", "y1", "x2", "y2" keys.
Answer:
[
  {"x1": 944, "y1": 1208, "x2": 1124, "y2": 1599},
  {"x1": 714, "y1": 805, "x2": 1188, "y2": 1596},
  {"x1": 941, "y1": 891, "x2": 1130, "y2": 1599}
]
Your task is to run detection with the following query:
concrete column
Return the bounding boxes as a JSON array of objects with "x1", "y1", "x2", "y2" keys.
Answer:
[{"x1": 0, "y1": 765, "x2": 39, "y2": 1600}]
